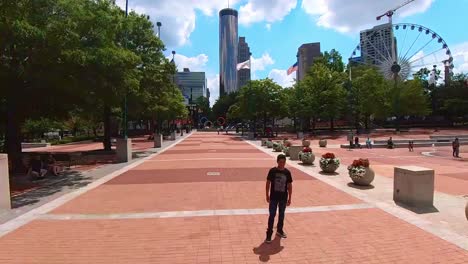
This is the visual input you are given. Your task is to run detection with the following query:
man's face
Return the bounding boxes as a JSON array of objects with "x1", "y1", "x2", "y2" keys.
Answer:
[{"x1": 277, "y1": 159, "x2": 286, "y2": 168}]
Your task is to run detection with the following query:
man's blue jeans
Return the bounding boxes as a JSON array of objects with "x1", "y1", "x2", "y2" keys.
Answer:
[{"x1": 267, "y1": 199, "x2": 287, "y2": 235}]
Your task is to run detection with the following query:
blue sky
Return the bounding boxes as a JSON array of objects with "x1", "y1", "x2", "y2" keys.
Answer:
[{"x1": 117, "y1": 0, "x2": 468, "y2": 105}]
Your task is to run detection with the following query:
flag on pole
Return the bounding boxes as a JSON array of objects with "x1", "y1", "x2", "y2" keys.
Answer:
[
  {"x1": 287, "y1": 62, "x2": 298, "y2": 75},
  {"x1": 237, "y1": 59, "x2": 250, "y2": 70}
]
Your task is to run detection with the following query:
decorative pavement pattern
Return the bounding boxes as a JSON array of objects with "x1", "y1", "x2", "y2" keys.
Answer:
[{"x1": 0, "y1": 132, "x2": 467, "y2": 263}]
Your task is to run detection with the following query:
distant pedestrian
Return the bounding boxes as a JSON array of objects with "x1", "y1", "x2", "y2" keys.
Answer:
[
  {"x1": 354, "y1": 136, "x2": 361, "y2": 148},
  {"x1": 387, "y1": 137, "x2": 394, "y2": 149},
  {"x1": 452, "y1": 138, "x2": 460, "y2": 157},
  {"x1": 408, "y1": 140, "x2": 414, "y2": 152},
  {"x1": 366, "y1": 137, "x2": 372, "y2": 149},
  {"x1": 265, "y1": 154, "x2": 293, "y2": 244}
]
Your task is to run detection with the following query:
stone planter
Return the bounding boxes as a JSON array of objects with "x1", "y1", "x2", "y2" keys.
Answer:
[
  {"x1": 283, "y1": 147, "x2": 290, "y2": 157},
  {"x1": 319, "y1": 139, "x2": 327, "y2": 148},
  {"x1": 320, "y1": 162, "x2": 339, "y2": 173},
  {"x1": 465, "y1": 202, "x2": 468, "y2": 221},
  {"x1": 302, "y1": 140, "x2": 310, "y2": 147},
  {"x1": 289, "y1": 146, "x2": 302, "y2": 160},
  {"x1": 273, "y1": 142, "x2": 283, "y2": 152},
  {"x1": 349, "y1": 167, "x2": 375, "y2": 186},
  {"x1": 299, "y1": 152, "x2": 315, "y2": 165},
  {"x1": 266, "y1": 141, "x2": 273, "y2": 148},
  {"x1": 297, "y1": 132, "x2": 304, "y2": 139}
]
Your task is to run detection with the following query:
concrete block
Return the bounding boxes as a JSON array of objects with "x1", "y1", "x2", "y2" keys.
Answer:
[
  {"x1": 289, "y1": 146, "x2": 302, "y2": 161},
  {"x1": 154, "y1": 133, "x2": 162, "y2": 148},
  {"x1": 0, "y1": 154, "x2": 11, "y2": 210},
  {"x1": 394, "y1": 166, "x2": 434, "y2": 207},
  {"x1": 116, "y1": 138, "x2": 132, "y2": 163}
]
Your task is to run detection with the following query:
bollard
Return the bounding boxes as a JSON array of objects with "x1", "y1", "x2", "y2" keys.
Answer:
[
  {"x1": 117, "y1": 138, "x2": 132, "y2": 162},
  {"x1": 154, "y1": 133, "x2": 162, "y2": 148},
  {"x1": 0, "y1": 154, "x2": 11, "y2": 210}
]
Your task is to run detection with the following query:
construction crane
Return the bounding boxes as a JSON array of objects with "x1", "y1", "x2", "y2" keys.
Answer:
[{"x1": 376, "y1": 0, "x2": 415, "y2": 24}]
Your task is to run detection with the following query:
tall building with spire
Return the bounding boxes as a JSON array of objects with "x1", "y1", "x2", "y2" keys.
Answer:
[
  {"x1": 219, "y1": 8, "x2": 238, "y2": 96},
  {"x1": 237, "y1": 37, "x2": 251, "y2": 90}
]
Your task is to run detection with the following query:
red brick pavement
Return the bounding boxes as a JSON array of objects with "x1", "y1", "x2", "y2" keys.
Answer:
[
  {"x1": 0, "y1": 132, "x2": 467, "y2": 263},
  {"x1": 1, "y1": 209, "x2": 467, "y2": 264}
]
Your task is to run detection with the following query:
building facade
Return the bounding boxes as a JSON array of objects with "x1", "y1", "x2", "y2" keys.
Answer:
[
  {"x1": 238, "y1": 36, "x2": 251, "y2": 90},
  {"x1": 360, "y1": 23, "x2": 395, "y2": 66},
  {"x1": 175, "y1": 68, "x2": 207, "y2": 106},
  {"x1": 219, "y1": 8, "x2": 238, "y2": 96},
  {"x1": 297, "y1": 42, "x2": 321, "y2": 81}
]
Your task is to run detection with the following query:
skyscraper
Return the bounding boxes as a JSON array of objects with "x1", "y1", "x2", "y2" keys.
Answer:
[
  {"x1": 238, "y1": 37, "x2": 251, "y2": 90},
  {"x1": 219, "y1": 8, "x2": 238, "y2": 96},
  {"x1": 296, "y1": 42, "x2": 321, "y2": 81},
  {"x1": 360, "y1": 23, "x2": 395, "y2": 66},
  {"x1": 175, "y1": 68, "x2": 207, "y2": 105}
]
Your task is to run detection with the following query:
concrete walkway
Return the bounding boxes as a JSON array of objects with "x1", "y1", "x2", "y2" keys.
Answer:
[{"x1": 0, "y1": 132, "x2": 467, "y2": 263}]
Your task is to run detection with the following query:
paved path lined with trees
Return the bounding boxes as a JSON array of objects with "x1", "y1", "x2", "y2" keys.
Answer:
[{"x1": 0, "y1": 132, "x2": 466, "y2": 263}]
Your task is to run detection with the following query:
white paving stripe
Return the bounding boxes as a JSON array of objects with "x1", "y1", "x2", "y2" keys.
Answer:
[{"x1": 39, "y1": 203, "x2": 374, "y2": 221}]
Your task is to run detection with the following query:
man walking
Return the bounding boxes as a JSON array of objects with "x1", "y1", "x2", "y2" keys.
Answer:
[
  {"x1": 265, "y1": 154, "x2": 293, "y2": 244},
  {"x1": 452, "y1": 138, "x2": 460, "y2": 158}
]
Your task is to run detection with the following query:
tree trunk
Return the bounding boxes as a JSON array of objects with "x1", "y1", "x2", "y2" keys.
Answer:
[
  {"x1": 263, "y1": 112, "x2": 267, "y2": 135},
  {"x1": 364, "y1": 115, "x2": 369, "y2": 130},
  {"x1": 311, "y1": 117, "x2": 316, "y2": 131},
  {"x1": 5, "y1": 79, "x2": 24, "y2": 172},
  {"x1": 330, "y1": 117, "x2": 335, "y2": 131},
  {"x1": 103, "y1": 105, "x2": 112, "y2": 151},
  {"x1": 6, "y1": 101, "x2": 23, "y2": 172}
]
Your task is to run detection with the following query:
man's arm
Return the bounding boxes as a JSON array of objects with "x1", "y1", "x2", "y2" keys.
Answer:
[
  {"x1": 287, "y1": 183, "x2": 292, "y2": 206},
  {"x1": 265, "y1": 180, "x2": 271, "y2": 203}
]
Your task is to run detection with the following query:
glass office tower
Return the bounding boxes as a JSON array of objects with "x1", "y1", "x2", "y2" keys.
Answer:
[{"x1": 219, "y1": 8, "x2": 238, "y2": 96}]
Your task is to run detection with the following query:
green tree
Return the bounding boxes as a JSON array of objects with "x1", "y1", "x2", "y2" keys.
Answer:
[
  {"x1": 301, "y1": 63, "x2": 347, "y2": 130},
  {"x1": 350, "y1": 66, "x2": 388, "y2": 129},
  {"x1": 0, "y1": 0, "x2": 88, "y2": 165},
  {"x1": 212, "y1": 92, "x2": 239, "y2": 123},
  {"x1": 315, "y1": 49, "x2": 345, "y2": 73}
]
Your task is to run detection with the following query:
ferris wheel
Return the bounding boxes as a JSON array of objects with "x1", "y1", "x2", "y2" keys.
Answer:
[{"x1": 349, "y1": 23, "x2": 454, "y2": 83}]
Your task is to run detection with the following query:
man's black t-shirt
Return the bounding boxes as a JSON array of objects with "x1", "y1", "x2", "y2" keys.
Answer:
[{"x1": 267, "y1": 167, "x2": 293, "y2": 201}]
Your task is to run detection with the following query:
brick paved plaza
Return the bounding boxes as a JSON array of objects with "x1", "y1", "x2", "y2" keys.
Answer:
[{"x1": 1, "y1": 132, "x2": 467, "y2": 263}]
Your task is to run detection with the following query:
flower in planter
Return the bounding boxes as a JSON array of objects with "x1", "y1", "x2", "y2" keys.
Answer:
[
  {"x1": 319, "y1": 152, "x2": 340, "y2": 169},
  {"x1": 273, "y1": 142, "x2": 283, "y2": 152},
  {"x1": 347, "y1": 158, "x2": 370, "y2": 179},
  {"x1": 302, "y1": 146, "x2": 312, "y2": 153}
]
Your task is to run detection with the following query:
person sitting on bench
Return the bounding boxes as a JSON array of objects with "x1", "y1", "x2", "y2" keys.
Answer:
[
  {"x1": 387, "y1": 137, "x2": 394, "y2": 149},
  {"x1": 46, "y1": 154, "x2": 61, "y2": 176},
  {"x1": 28, "y1": 155, "x2": 47, "y2": 179}
]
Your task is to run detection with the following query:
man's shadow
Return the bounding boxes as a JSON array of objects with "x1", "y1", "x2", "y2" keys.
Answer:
[{"x1": 252, "y1": 236, "x2": 284, "y2": 262}]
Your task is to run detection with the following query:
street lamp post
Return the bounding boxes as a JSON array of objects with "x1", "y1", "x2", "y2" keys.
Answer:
[
  {"x1": 156, "y1": 22, "x2": 162, "y2": 38},
  {"x1": 123, "y1": 0, "x2": 129, "y2": 139},
  {"x1": 171, "y1": 50, "x2": 176, "y2": 134}
]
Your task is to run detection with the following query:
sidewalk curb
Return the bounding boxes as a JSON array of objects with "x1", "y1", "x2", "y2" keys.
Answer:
[{"x1": 0, "y1": 133, "x2": 193, "y2": 238}]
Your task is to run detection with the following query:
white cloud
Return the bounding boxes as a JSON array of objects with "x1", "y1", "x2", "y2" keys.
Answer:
[
  {"x1": 268, "y1": 69, "x2": 295, "y2": 87},
  {"x1": 239, "y1": 0, "x2": 297, "y2": 26},
  {"x1": 168, "y1": 53, "x2": 209, "y2": 72},
  {"x1": 452, "y1": 42, "x2": 468, "y2": 74},
  {"x1": 251, "y1": 53, "x2": 275, "y2": 76},
  {"x1": 207, "y1": 74, "x2": 220, "y2": 106},
  {"x1": 265, "y1": 23, "x2": 272, "y2": 31},
  {"x1": 115, "y1": 0, "x2": 241, "y2": 47},
  {"x1": 302, "y1": 0, "x2": 434, "y2": 33}
]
